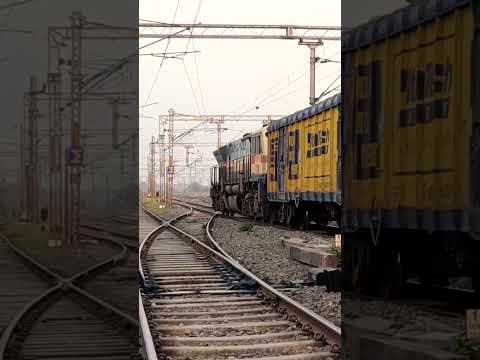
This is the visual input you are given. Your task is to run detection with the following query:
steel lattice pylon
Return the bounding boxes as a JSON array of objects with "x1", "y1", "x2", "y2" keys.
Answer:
[
  {"x1": 166, "y1": 109, "x2": 175, "y2": 208},
  {"x1": 65, "y1": 12, "x2": 85, "y2": 245}
]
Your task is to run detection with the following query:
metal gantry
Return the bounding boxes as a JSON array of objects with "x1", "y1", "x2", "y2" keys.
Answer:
[
  {"x1": 184, "y1": 144, "x2": 194, "y2": 188},
  {"x1": 139, "y1": 22, "x2": 341, "y2": 105},
  {"x1": 22, "y1": 76, "x2": 40, "y2": 223},
  {"x1": 17, "y1": 11, "x2": 138, "y2": 244},
  {"x1": 147, "y1": 136, "x2": 156, "y2": 198},
  {"x1": 65, "y1": 11, "x2": 84, "y2": 244},
  {"x1": 166, "y1": 109, "x2": 175, "y2": 208},
  {"x1": 138, "y1": 22, "x2": 340, "y2": 41}
]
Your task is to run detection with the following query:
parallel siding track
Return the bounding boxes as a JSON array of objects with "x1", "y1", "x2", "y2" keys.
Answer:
[
  {"x1": 174, "y1": 199, "x2": 339, "y2": 237},
  {"x1": 0, "y1": 224, "x2": 139, "y2": 360},
  {"x1": 139, "y1": 203, "x2": 341, "y2": 360}
]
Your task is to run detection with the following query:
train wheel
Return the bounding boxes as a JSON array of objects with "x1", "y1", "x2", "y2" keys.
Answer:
[
  {"x1": 268, "y1": 207, "x2": 276, "y2": 225},
  {"x1": 377, "y1": 247, "x2": 403, "y2": 299},
  {"x1": 242, "y1": 200, "x2": 249, "y2": 217},
  {"x1": 298, "y1": 211, "x2": 309, "y2": 231},
  {"x1": 286, "y1": 204, "x2": 296, "y2": 227}
]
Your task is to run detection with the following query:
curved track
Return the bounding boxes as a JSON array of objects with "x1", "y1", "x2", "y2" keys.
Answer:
[
  {"x1": 140, "y1": 202, "x2": 341, "y2": 360},
  {"x1": 174, "y1": 198, "x2": 339, "y2": 237},
  {"x1": 0, "y1": 224, "x2": 139, "y2": 359}
]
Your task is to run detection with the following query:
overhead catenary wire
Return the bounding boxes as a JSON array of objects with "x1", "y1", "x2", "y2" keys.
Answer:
[
  {"x1": 227, "y1": 69, "x2": 340, "y2": 143},
  {"x1": 228, "y1": 46, "x2": 340, "y2": 118},
  {"x1": 183, "y1": 0, "x2": 206, "y2": 115},
  {"x1": 190, "y1": 38, "x2": 207, "y2": 115},
  {"x1": 182, "y1": 59, "x2": 202, "y2": 117},
  {"x1": 143, "y1": 0, "x2": 181, "y2": 106},
  {"x1": 0, "y1": 0, "x2": 36, "y2": 12},
  {"x1": 316, "y1": 73, "x2": 340, "y2": 102},
  {"x1": 239, "y1": 67, "x2": 339, "y2": 116}
]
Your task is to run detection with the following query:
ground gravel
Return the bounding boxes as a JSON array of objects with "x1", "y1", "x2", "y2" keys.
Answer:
[
  {"x1": 287, "y1": 286, "x2": 341, "y2": 327},
  {"x1": 211, "y1": 217, "x2": 314, "y2": 284},
  {"x1": 211, "y1": 217, "x2": 342, "y2": 327}
]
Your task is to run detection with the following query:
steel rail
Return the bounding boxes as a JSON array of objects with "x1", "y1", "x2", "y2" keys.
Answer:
[
  {"x1": 139, "y1": 291, "x2": 157, "y2": 360},
  {"x1": 0, "y1": 229, "x2": 138, "y2": 359},
  {"x1": 138, "y1": 203, "x2": 192, "y2": 360},
  {"x1": 142, "y1": 202, "x2": 342, "y2": 346},
  {"x1": 175, "y1": 197, "x2": 340, "y2": 235}
]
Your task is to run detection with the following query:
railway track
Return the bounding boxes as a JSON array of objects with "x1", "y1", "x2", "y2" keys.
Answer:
[
  {"x1": 174, "y1": 198, "x2": 339, "y2": 237},
  {"x1": 139, "y1": 202, "x2": 341, "y2": 359},
  {"x1": 0, "y1": 224, "x2": 139, "y2": 359},
  {"x1": 79, "y1": 222, "x2": 138, "y2": 318}
]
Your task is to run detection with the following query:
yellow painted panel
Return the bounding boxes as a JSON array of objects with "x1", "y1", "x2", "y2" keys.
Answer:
[
  {"x1": 268, "y1": 104, "x2": 340, "y2": 196},
  {"x1": 343, "y1": 5, "x2": 473, "y2": 212}
]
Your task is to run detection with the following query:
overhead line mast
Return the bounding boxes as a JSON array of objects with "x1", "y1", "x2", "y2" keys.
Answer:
[
  {"x1": 141, "y1": 22, "x2": 340, "y2": 205},
  {"x1": 139, "y1": 22, "x2": 341, "y2": 105}
]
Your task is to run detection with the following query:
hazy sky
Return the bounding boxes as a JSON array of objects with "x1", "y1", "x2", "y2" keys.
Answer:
[
  {"x1": 139, "y1": 0, "x2": 342, "y2": 186},
  {"x1": 0, "y1": 0, "x2": 137, "y2": 189},
  {"x1": 0, "y1": 0, "x2": 410, "y2": 190}
]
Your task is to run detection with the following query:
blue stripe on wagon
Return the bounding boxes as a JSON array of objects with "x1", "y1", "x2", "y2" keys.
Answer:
[{"x1": 267, "y1": 191, "x2": 341, "y2": 204}]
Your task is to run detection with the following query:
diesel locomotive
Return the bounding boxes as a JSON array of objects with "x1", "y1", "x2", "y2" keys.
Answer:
[{"x1": 210, "y1": 94, "x2": 341, "y2": 228}]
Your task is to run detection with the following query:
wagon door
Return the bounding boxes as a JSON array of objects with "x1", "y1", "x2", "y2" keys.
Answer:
[{"x1": 277, "y1": 127, "x2": 286, "y2": 194}]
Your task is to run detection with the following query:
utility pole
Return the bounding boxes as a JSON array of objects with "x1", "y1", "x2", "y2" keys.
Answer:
[
  {"x1": 184, "y1": 145, "x2": 194, "y2": 190},
  {"x1": 48, "y1": 71, "x2": 62, "y2": 233},
  {"x1": 299, "y1": 39, "x2": 323, "y2": 105},
  {"x1": 41, "y1": 12, "x2": 138, "y2": 243},
  {"x1": 18, "y1": 103, "x2": 25, "y2": 219},
  {"x1": 105, "y1": 174, "x2": 110, "y2": 208},
  {"x1": 166, "y1": 108, "x2": 175, "y2": 207},
  {"x1": 208, "y1": 117, "x2": 225, "y2": 148},
  {"x1": 24, "y1": 76, "x2": 40, "y2": 223},
  {"x1": 120, "y1": 148, "x2": 126, "y2": 190},
  {"x1": 148, "y1": 136, "x2": 156, "y2": 197},
  {"x1": 65, "y1": 11, "x2": 85, "y2": 245},
  {"x1": 158, "y1": 116, "x2": 166, "y2": 203},
  {"x1": 111, "y1": 99, "x2": 119, "y2": 149}
]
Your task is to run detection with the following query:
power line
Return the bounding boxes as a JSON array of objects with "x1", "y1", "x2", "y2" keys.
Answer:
[
  {"x1": 184, "y1": 0, "x2": 206, "y2": 115},
  {"x1": 184, "y1": 0, "x2": 203, "y2": 54},
  {"x1": 228, "y1": 70, "x2": 340, "y2": 143},
  {"x1": 226, "y1": 60, "x2": 310, "y2": 116},
  {"x1": 182, "y1": 59, "x2": 202, "y2": 116},
  {"x1": 190, "y1": 39, "x2": 206, "y2": 114},
  {"x1": 143, "y1": 0, "x2": 181, "y2": 106},
  {"x1": 237, "y1": 65, "x2": 339, "y2": 117},
  {"x1": 316, "y1": 73, "x2": 340, "y2": 102},
  {"x1": 0, "y1": 0, "x2": 37, "y2": 12},
  {"x1": 228, "y1": 46, "x2": 340, "y2": 117}
]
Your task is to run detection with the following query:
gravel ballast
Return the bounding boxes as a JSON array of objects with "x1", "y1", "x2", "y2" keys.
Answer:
[
  {"x1": 210, "y1": 216, "x2": 342, "y2": 326},
  {"x1": 287, "y1": 286, "x2": 341, "y2": 327},
  {"x1": 211, "y1": 217, "x2": 317, "y2": 284}
]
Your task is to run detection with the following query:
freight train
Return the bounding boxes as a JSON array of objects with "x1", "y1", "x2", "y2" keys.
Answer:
[
  {"x1": 210, "y1": 93, "x2": 341, "y2": 229},
  {"x1": 342, "y1": 0, "x2": 480, "y2": 296},
  {"x1": 211, "y1": 0, "x2": 480, "y2": 297}
]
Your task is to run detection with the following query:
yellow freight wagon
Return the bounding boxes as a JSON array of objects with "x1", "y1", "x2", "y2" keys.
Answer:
[
  {"x1": 342, "y1": 0, "x2": 480, "y2": 296},
  {"x1": 266, "y1": 94, "x2": 341, "y2": 228}
]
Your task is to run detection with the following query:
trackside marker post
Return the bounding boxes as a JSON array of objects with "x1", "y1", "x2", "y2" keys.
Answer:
[{"x1": 466, "y1": 309, "x2": 480, "y2": 341}]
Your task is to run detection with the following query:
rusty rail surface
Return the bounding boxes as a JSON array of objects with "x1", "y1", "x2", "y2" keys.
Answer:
[{"x1": 140, "y1": 202, "x2": 341, "y2": 359}]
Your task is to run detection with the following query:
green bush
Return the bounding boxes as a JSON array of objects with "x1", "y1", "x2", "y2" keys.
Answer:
[{"x1": 239, "y1": 223, "x2": 254, "y2": 233}]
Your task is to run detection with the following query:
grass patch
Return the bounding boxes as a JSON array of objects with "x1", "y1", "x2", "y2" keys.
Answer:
[
  {"x1": 239, "y1": 223, "x2": 254, "y2": 233},
  {"x1": 329, "y1": 243, "x2": 342, "y2": 269},
  {"x1": 1, "y1": 223, "x2": 62, "y2": 257},
  {"x1": 455, "y1": 337, "x2": 480, "y2": 357},
  {"x1": 140, "y1": 195, "x2": 167, "y2": 217}
]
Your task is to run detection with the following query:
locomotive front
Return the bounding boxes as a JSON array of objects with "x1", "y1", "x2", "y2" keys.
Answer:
[{"x1": 210, "y1": 128, "x2": 269, "y2": 217}]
